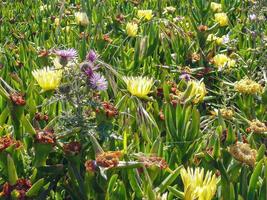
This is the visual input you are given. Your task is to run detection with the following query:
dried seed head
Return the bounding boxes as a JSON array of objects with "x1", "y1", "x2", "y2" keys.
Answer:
[
  {"x1": 0, "y1": 135, "x2": 21, "y2": 152},
  {"x1": 0, "y1": 179, "x2": 31, "y2": 199},
  {"x1": 102, "y1": 101, "x2": 118, "y2": 118},
  {"x1": 96, "y1": 151, "x2": 122, "y2": 168},
  {"x1": 248, "y1": 119, "x2": 267, "y2": 134},
  {"x1": 63, "y1": 141, "x2": 81, "y2": 155},
  {"x1": 220, "y1": 108, "x2": 234, "y2": 120},
  {"x1": 138, "y1": 155, "x2": 168, "y2": 169},
  {"x1": 35, "y1": 129, "x2": 55, "y2": 145},
  {"x1": 85, "y1": 160, "x2": 97, "y2": 172},
  {"x1": 10, "y1": 92, "x2": 26, "y2": 106},
  {"x1": 229, "y1": 142, "x2": 257, "y2": 167},
  {"x1": 197, "y1": 25, "x2": 208, "y2": 32}
]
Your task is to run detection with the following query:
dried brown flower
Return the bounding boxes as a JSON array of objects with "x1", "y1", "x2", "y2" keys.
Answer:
[
  {"x1": 96, "y1": 151, "x2": 122, "y2": 168},
  {"x1": 35, "y1": 129, "x2": 55, "y2": 145},
  {"x1": 197, "y1": 25, "x2": 208, "y2": 32},
  {"x1": 103, "y1": 34, "x2": 113, "y2": 43},
  {"x1": 63, "y1": 141, "x2": 81, "y2": 154},
  {"x1": 248, "y1": 119, "x2": 267, "y2": 134},
  {"x1": 0, "y1": 135, "x2": 21, "y2": 152},
  {"x1": 229, "y1": 142, "x2": 257, "y2": 167},
  {"x1": 138, "y1": 155, "x2": 168, "y2": 169},
  {"x1": 10, "y1": 92, "x2": 26, "y2": 106},
  {"x1": 191, "y1": 53, "x2": 201, "y2": 62},
  {"x1": 0, "y1": 179, "x2": 31, "y2": 200},
  {"x1": 85, "y1": 160, "x2": 97, "y2": 172},
  {"x1": 102, "y1": 101, "x2": 118, "y2": 118}
]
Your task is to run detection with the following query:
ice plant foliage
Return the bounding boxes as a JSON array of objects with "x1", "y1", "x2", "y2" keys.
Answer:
[
  {"x1": 32, "y1": 67, "x2": 62, "y2": 91},
  {"x1": 180, "y1": 167, "x2": 218, "y2": 200},
  {"x1": 123, "y1": 76, "x2": 154, "y2": 98},
  {"x1": 0, "y1": 1, "x2": 266, "y2": 199}
]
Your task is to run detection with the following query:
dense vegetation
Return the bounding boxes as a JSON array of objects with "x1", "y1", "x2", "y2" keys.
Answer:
[{"x1": 0, "y1": 0, "x2": 267, "y2": 199}]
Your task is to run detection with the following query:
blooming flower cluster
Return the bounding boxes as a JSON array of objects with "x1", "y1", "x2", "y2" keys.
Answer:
[
  {"x1": 186, "y1": 80, "x2": 207, "y2": 104},
  {"x1": 82, "y1": 50, "x2": 108, "y2": 91},
  {"x1": 32, "y1": 67, "x2": 63, "y2": 91},
  {"x1": 213, "y1": 54, "x2": 235, "y2": 70},
  {"x1": 234, "y1": 78, "x2": 263, "y2": 94},
  {"x1": 123, "y1": 76, "x2": 154, "y2": 98},
  {"x1": 180, "y1": 167, "x2": 218, "y2": 200}
]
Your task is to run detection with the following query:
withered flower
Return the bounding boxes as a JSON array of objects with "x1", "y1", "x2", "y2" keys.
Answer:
[
  {"x1": 220, "y1": 108, "x2": 234, "y2": 120},
  {"x1": 138, "y1": 154, "x2": 168, "y2": 169},
  {"x1": 79, "y1": 32, "x2": 89, "y2": 40},
  {"x1": 34, "y1": 113, "x2": 49, "y2": 122},
  {"x1": 35, "y1": 129, "x2": 55, "y2": 145},
  {"x1": 103, "y1": 34, "x2": 113, "y2": 43},
  {"x1": 156, "y1": 87, "x2": 163, "y2": 98},
  {"x1": 248, "y1": 119, "x2": 267, "y2": 134},
  {"x1": 220, "y1": 129, "x2": 228, "y2": 144},
  {"x1": 102, "y1": 101, "x2": 118, "y2": 118},
  {"x1": 38, "y1": 50, "x2": 49, "y2": 58},
  {"x1": 206, "y1": 147, "x2": 214, "y2": 156},
  {"x1": 63, "y1": 141, "x2": 81, "y2": 155},
  {"x1": 0, "y1": 135, "x2": 21, "y2": 152},
  {"x1": 0, "y1": 179, "x2": 31, "y2": 200},
  {"x1": 115, "y1": 14, "x2": 125, "y2": 23},
  {"x1": 85, "y1": 160, "x2": 97, "y2": 173},
  {"x1": 197, "y1": 25, "x2": 208, "y2": 32},
  {"x1": 229, "y1": 142, "x2": 257, "y2": 167},
  {"x1": 159, "y1": 110, "x2": 165, "y2": 121},
  {"x1": 96, "y1": 151, "x2": 122, "y2": 168},
  {"x1": 10, "y1": 92, "x2": 26, "y2": 106},
  {"x1": 191, "y1": 52, "x2": 201, "y2": 63}
]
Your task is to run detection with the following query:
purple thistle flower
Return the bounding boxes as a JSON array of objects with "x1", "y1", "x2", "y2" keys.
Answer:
[
  {"x1": 249, "y1": 14, "x2": 257, "y2": 21},
  {"x1": 55, "y1": 48, "x2": 77, "y2": 60},
  {"x1": 80, "y1": 62, "x2": 99, "y2": 77},
  {"x1": 55, "y1": 48, "x2": 77, "y2": 66},
  {"x1": 86, "y1": 50, "x2": 98, "y2": 63},
  {"x1": 89, "y1": 72, "x2": 108, "y2": 91},
  {"x1": 85, "y1": 67, "x2": 93, "y2": 77},
  {"x1": 179, "y1": 72, "x2": 190, "y2": 81}
]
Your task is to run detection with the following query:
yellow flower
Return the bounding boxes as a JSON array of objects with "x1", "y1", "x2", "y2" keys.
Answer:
[
  {"x1": 75, "y1": 12, "x2": 89, "y2": 26},
  {"x1": 180, "y1": 167, "x2": 218, "y2": 200},
  {"x1": 207, "y1": 34, "x2": 218, "y2": 42},
  {"x1": 126, "y1": 22, "x2": 138, "y2": 37},
  {"x1": 211, "y1": 2, "x2": 222, "y2": 12},
  {"x1": 32, "y1": 67, "x2": 63, "y2": 91},
  {"x1": 216, "y1": 37, "x2": 223, "y2": 45},
  {"x1": 220, "y1": 108, "x2": 234, "y2": 119},
  {"x1": 54, "y1": 18, "x2": 60, "y2": 26},
  {"x1": 213, "y1": 54, "x2": 235, "y2": 69},
  {"x1": 214, "y1": 13, "x2": 229, "y2": 26},
  {"x1": 137, "y1": 10, "x2": 153, "y2": 20},
  {"x1": 186, "y1": 80, "x2": 207, "y2": 104},
  {"x1": 234, "y1": 78, "x2": 263, "y2": 94},
  {"x1": 123, "y1": 76, "x2": 154, "y2": 98}
]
